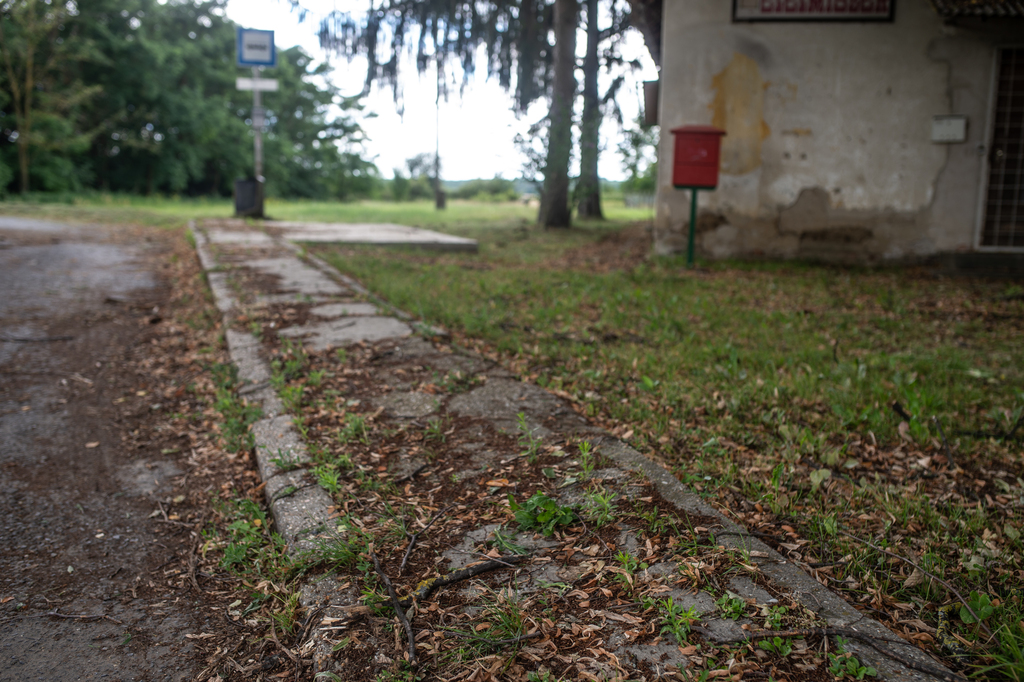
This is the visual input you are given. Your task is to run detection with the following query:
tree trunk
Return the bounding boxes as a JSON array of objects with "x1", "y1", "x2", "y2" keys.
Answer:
[
  {"x1": 576, "y1": 0, "x2": 603, "y2": 220},
  {"x1": 0, "y1": 4, "x2": 34, "y2": 194},
  {"x1": 538, "y1": 0, "x2": 578, "y2": 229}
]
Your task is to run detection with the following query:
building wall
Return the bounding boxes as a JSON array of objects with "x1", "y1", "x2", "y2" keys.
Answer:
[{"x1": 653, "y1": 0, "x2": 1013, "y2": 262}]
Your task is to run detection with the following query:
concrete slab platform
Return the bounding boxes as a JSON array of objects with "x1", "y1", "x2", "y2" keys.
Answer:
[{"x1": 267, "y1": 220, "x2": 478, "y2": 252}]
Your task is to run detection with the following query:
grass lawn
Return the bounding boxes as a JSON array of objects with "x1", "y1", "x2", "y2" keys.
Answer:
[
  {"x1": 0, "y1": 193, "x2": 653, "y2": 235},
  {"x1": 312, "y1": 223, "x2": 1024, "y2": 677}
]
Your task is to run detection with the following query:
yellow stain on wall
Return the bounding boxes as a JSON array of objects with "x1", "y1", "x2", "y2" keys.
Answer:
[{"x1": 710, "y1": 53, "x2": 771, "y2": 175}]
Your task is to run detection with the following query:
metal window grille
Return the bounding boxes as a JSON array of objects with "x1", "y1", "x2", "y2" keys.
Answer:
[{"x1": 982, "y1": 48, "x2": 1024, "y2": 248}]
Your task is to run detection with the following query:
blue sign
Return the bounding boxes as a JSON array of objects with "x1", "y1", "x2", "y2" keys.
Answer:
[{"x1": 237, "y1": 28, "x2": 276, "y2": 67}]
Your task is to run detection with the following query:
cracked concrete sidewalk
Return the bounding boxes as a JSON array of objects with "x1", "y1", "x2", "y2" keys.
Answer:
[{"x1": 192, "y1": 219, "x2": 954, "y2": 682}]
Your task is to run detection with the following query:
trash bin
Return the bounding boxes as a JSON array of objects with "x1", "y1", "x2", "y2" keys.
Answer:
[{"x1": 234, "y1": 178, "x2": 264, "y2": 218}]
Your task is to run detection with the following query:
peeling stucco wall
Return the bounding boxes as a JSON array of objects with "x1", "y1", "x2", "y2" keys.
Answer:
[
  {"x1": 653, "y1": 0, "x2": 1012, "y2": 262},
  {"x1": 710, "y1": 53, "x2": 772, "y2": 175}
]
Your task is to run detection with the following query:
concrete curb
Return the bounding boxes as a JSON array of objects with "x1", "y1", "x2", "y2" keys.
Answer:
[
  {"x1": 596, "y1": 439, "x2": 949, "y2": 681},
  {"x1": 192, "y1": 224, "x2": 335, "y2": 551}
]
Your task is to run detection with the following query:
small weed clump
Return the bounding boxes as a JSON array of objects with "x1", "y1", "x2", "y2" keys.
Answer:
[
  {"x1": 657, "y1": 597, "x2": 700, "y2": 645},
  {"x1": 515, "y1": 412, "x2": 543, "y2": 462},
  {"x1": 828, "y1": 637, "x2": 877, "y2": 679},
  {"x1": 715, "y1": 594, "x2": 746, "y2": 620},
  {"x1": 581, "y1": 489, "x2": 617, "y2": 527},
  {"x1": 210, "y1": 362, "x2": 262, "y2": 452},
  {"x1": 509, "y1": 492, "x2": 575, "y2": 536}
]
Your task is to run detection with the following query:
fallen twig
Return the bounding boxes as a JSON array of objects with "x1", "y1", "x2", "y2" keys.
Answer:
[
  {"x1": 932, "y1": 416, "x2": 956, "y2": 468},
  {"x1": 0, "y1": 334, "x2": 74, "y2": 343},
  {"x1": 268, "y1": 619, "x2": 303, "y2": 668},
  {"x1": 0, "y1": 609, "x2": 122, "y2": 626},
  {"x1": 692, "y1": 626, "x2": 964, "y2": 682},
  {"x1": 394, "y1": 463, "x2": 429, "y2": 485},
  {"x1": 399, "y1": 556, "x2": 528, "y2": 607},
  {"x1": 1006, "y1": 410, "x2": 1024, "y2": 440},
  {"x1": 892, "y1": 401, "x2": 914, "y2": 422},
  {"x1": 370, "y1": 548, "x2": 418, "y2": 666},
  {"x1": 839, "y1": 530, "x2": 993, "y2": 639},
  {"x1": 399, "y1": 504, "x2": 455, "y2": 575}
]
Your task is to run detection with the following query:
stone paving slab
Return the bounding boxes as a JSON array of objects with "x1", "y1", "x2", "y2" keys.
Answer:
[
  {"x1": 268, "y1": 220, "x2": 478, "y2": 252},
  {"x1": 190, "y1": 219, "x2": 955, "y2": 682},
  {"x1": 200, "y1": 217, "x2": 478, "y2": 252}
]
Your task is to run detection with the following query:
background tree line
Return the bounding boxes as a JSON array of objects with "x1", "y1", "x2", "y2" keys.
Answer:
[
  {"x1": 0, "y1": 0, "x2": 378, "y2": 199},
  {"x1": 306, "y1": 0, "x2": 660, "y2": 227}
]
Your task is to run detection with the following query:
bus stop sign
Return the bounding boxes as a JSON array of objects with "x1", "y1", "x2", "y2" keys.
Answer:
[{"x1": 237, "y1": 28, "x2": 276, "y2": 67}]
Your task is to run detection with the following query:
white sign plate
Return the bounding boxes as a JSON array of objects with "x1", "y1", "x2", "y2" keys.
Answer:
[
  {"x1": 237, "y1": 28, "x2": 275, "y2": 67},
  {"x1": 931, "y1": 115, "x2": 967, "y2": 143},
  {"x1": 236, "y1": 77, "x2": 279, "y2": 92}
]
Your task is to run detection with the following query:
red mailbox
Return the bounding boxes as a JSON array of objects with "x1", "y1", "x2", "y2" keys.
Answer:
[{"x1": 671, "y1": 125, "x2": 726, "y2": 189}]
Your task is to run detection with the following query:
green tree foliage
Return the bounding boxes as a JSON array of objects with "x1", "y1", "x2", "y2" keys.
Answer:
[
  {"x1": 0, "y1": 0, "x2": 376, "y2": 198},
  {"x1": 0, "y1": 0, "x2": 101, "y2": 193},
  {"x1": 75, "y1": 0, "x2": 249, "y2": 195},
  {"x1": 618, "y1": 115, "x2": 657, "y2": 194},
  {"x1": 261, "y1": 47, "x2": 378, "y2": 200},
  {"x1": 448, "y1": 177, "x2": 518, "y2": 201},
  {"x1": 312, "y1": 0, "x2": 551, "y2": 114},
  {"x1": 390, "y1": 154, "x2": 436, "y2": 201}
]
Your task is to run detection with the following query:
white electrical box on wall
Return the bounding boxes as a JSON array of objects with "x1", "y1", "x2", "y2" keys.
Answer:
[{"x1": 932, "y1": 115, "x2": 968, "y2": 143}]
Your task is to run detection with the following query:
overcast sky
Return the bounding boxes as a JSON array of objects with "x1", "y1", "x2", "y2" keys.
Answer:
[{"x1": 224, "y1": 0, "x2": 658, "y2": 182}]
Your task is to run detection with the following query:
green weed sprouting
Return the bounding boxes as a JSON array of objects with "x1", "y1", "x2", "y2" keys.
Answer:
[
  {"x1": 509, "y1": 491, "x2": 575, "y2": 536},
  {"x1": 210, "y1": 362, "x2": 262, "y2": 453},
  {"x1": 581, "y1": 490, "x2": 617, "y2": 527},
  {"x1": 828, "y1": 637, "x2": 877, "y2": 679},
  {"x1": 577, "y1": 439, "x2": 596, "y2": 478},
  {"x1": 516, "y1": 412, "x2": 543, "y2": 463},
  {"x1": 279, "y1": 384, "x2": 303, "y2": 412},
  {"x1": 216, "y1": 498, "x2": 292, "y2": 581},
  {"x1": 765, "y1": 604, "x2": 788, "y2": 630},
  {"x1": 437, "y1": 369, "x2": 482, "y2": 394},
  {"x1": 424, "y1": 416, "x2": 447, "y2": 443},
  {"x1": 658, "y1": 597, "x2": 700, "y2": 645},
  {"x1": 270, "y1": 337, "x2": 308, "y2": 388},
  {"x1": 312, "y1": 463, "x2": 343, "y2": 495},
  {"x1": 337, "y1": 413, "x2": 370, "y2": 445},
  {"x1": 489, "y1": 525, "x2": 529, "y2": 555},
  {"x1": 269, "y1": 449, "x2": 303, "y2": 472},
  {"x1": 613, "y1": 551, "x2": 648, "y2": 594},
  {"x1": 715, "y1": 594, "x2": 746, "y2": 621},
  {"x1": 758, "y1": 636, "x2": 793, "y2": 657}
]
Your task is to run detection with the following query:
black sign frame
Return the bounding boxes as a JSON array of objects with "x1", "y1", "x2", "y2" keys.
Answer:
[{"x1": 732, "y1": 0, "x2": 896, "y2": 22}]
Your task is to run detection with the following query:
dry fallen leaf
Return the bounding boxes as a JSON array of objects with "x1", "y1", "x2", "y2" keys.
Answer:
[{"x1": 903, "y1": 567, "x2": 926, "y2": 588}]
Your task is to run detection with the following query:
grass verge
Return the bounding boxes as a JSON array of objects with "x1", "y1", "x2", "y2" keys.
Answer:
[{"x1": 312, "y1": 224, "x2": 1024, "y2": 677}]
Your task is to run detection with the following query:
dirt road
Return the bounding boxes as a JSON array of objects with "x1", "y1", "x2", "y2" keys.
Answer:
[{"x1": 0, "y1": 217, "x2": 218, "y2": 681}]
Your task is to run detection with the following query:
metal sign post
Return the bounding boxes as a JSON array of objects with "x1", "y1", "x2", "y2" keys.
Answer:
[{"x1": 235, "y1": 29, "x2": 277, "y2": 218}]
